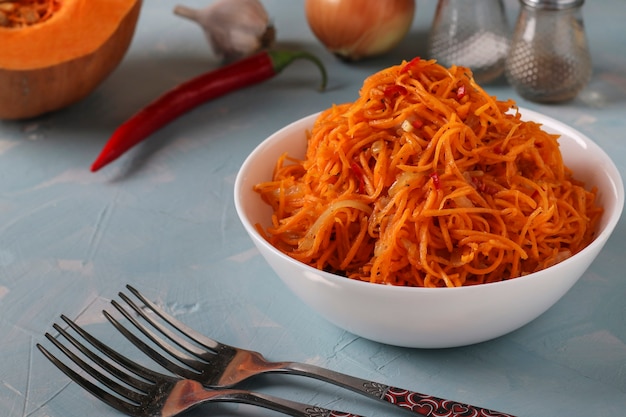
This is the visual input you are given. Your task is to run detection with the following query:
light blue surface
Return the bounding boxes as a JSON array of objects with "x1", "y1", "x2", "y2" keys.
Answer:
[{"x1": 1, "y1": 1, "x2": 625, "y2": 416}]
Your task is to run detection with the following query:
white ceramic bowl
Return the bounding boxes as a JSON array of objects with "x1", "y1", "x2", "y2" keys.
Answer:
[{"x1": 234, "y1": 108, "x2": 624, "y2": 348}]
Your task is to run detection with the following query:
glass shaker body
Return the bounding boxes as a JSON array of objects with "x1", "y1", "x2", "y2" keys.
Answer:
[
  {"x1": 505, "y1": 0, "x2": 592, "y2": 103},
  {"x1": 427, "y1": 0, "x2": 510, "y2": 84}
]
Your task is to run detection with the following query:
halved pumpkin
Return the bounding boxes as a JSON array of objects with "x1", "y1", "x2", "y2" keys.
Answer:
[{"x1": 0, "y1": 0, "x2": 142, "y2": 120}]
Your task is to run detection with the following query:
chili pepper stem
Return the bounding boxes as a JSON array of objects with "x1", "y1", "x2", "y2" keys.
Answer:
[{"x1": 268, "y1": 50, "x2": 327, "y2": 91}]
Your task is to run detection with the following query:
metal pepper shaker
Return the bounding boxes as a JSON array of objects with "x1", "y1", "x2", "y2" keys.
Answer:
[
  {"x1": 427, "y1": 0, "x2": 510, "y2": 84},
  {"x1": 505, "y1": 0, "x2": 592, "y2": 103}
]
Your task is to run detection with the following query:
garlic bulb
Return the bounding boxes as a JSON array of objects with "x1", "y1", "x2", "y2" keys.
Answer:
[{"x1": 174, "y1": 0, "x2": 275, "y2": 62}]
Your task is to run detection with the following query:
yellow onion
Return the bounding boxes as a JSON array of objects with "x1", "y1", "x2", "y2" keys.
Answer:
[{"x1": 305, "y1": 0, "x2": 415, "y2": 61}]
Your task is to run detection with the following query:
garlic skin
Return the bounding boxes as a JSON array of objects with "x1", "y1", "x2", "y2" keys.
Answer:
[
  {"x1": 305, "y1": 0, "x2": 415, "y2": 61},
  {"x1": 174, "y1": 0, "x2": 275, "y2": 62}
]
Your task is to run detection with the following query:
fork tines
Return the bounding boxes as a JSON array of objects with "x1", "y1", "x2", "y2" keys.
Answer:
[
  {"x1": 119, "y1": 285, "x2": 223, "y2": 353},
  {"x1": 37, "y1": 315, "x2": 165, "y2": 416},
  {"x1": 104, "y1": 285, "x2": 233, "y2": 383}
]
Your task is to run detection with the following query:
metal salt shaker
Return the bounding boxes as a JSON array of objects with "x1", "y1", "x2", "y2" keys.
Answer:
[
  {"x1": 427, "y1": 0, "x2": 510, "y2": 84},
  {"x1": 505, "y1": 0, "x2": 592, "y2": 103}
]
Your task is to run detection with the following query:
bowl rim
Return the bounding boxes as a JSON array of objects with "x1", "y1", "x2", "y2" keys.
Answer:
[{"x1": 234, "y1": 107, "x2": 624, "y2": 294}]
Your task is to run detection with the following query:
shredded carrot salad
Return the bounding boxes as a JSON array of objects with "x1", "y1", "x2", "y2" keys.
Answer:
[{"x1": 254, "y1": 58, "x2": 603, "y2": 288}]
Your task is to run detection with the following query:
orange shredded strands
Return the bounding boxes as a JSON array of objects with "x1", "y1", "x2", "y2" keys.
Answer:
[
  {"x1": 254, "y1": 59, "x2": 603, "y2": 288},
  {"x1": 0, "y1": 0, "x2": 62, "y2": 28}
]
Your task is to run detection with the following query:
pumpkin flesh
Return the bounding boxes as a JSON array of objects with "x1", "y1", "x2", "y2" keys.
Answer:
[{"x1": 0, "y1": 0, "x2": 142, "y2": 119}]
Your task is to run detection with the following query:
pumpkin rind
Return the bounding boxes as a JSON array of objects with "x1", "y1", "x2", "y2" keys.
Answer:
[{"x1": 0, "y1": 0, "x2": 142, "y2": 120}]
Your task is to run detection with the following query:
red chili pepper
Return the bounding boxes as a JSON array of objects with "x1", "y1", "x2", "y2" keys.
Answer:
[
  {"x1": 383, "y1": 84, "x2": 408, "y2": 97},
  {"x1": 90, "y1": 50, "x2": 328, "y2": 172},
  {"x1": 400, "y1": 57, "x2": 421, "y2": 74},
  {"x1": 430, "y1": 171, "x2": 441, "y2": 190}
]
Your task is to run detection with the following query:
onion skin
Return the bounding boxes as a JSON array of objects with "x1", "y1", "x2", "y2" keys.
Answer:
[{"x1": 305, "y1": 0, "x2": 415, "y2": 61}]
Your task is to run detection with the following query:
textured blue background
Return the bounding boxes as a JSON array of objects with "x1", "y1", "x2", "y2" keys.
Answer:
[{"x1": 1, "y1": 1, "x2": 624, "y2": 416}]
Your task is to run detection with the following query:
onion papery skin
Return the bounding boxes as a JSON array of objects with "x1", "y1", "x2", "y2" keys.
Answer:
[{"x1": 305, "y1": 0, "x2": 415, "y2": 61}]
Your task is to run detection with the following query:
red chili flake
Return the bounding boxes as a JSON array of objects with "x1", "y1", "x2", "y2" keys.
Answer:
[
  {"x1": 456, "y1": 84, "x2": 467, "y2": 100},
  {"x1": 351, "y1": 162, "x2": 366, "y2": 194},
  {"x1": 493, "y1": 145, "x2": 503, "y2": 154},
  {"x1": 400, "y1": 57, "x2": 421, "y2": 74},
  {"x1": 384, "y1": 85, "x2": 408, "y2": 97},
  {"x1": 430, "y1": 172, "x2": 441, "y2": 190},
  {"x1": 411, "y1": 119, "x2": 424, "y2": 129},
  {"x1": 485, "y1": 185, "x2": 498, "y2": 195},
  {"x1": 471, "y1": 177, "x2": 498, "y2": 195},
  {"x1": 471, "y1": 176, "x2": 485, "y2": 193}
]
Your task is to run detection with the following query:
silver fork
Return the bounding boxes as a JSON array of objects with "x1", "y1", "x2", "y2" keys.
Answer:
[
  {"x1": 106, "y1": 285, "x2": 517, "y2": 417},
  {"x1": 37, "y1": 314, "x2": 368, "y2": 417}
]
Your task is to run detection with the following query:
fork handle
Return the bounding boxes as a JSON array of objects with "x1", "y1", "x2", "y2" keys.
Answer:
[
  {"x1": 278, "y1": 362, "x2": 516, "y2": 417},
  {"x1": 186, "y1": 384, "x2": 365, "y2": 417},
  {"x1": 241, "y1": 391, "x2": 366, "y2": 417}
]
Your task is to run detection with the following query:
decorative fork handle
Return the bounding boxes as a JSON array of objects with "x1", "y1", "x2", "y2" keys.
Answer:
[{"x1": 277, "y1": 362, "x2": 516, "y2": 417}]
